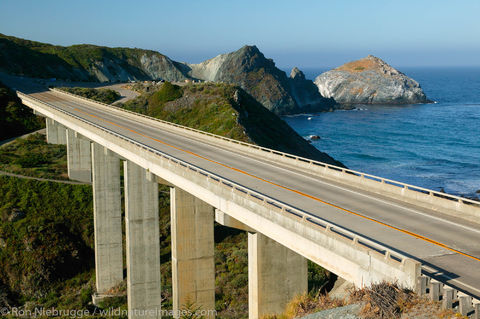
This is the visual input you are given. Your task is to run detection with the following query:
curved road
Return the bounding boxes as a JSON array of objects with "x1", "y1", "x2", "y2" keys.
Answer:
[{"x1": 24, "y1": 89, "x2": 480, "y2": 299}]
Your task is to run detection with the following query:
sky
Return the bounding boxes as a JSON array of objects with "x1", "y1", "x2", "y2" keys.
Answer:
[{"x1": 1, "y1": 0, "x2": 479, "y2": 68}]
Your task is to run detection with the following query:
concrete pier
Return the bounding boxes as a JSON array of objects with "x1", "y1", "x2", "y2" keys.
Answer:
[
  {"x1": 171, "y1": 187, "x2": 215, "y2": 318},
  {"x1": 66, "y1": 130, "x2": 92, "y2": 182},
  {"x1": 248, "y1": 232, "x2": 308, "y2": 319},
  {"x1": 124, "y1": 162, "x2": 161, "y2": 319},
  {"x1": 46, "y1": 118, "x2": 67, "y2": 144},
  {"x1": 92, "y1": 143, "x2": 123, "y2": 293}
]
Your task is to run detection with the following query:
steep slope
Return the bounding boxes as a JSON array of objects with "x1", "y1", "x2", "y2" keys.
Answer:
[
  {"x1": 0, "y1": 82, "x2": 43, "y2": 140},
  {"x1": 314, "y1": 55, "x2": 431, "y2": 105},
  {"x1": 0, "y1": 33, "x2": 188, "y2": 82},
  {"x1": 184, "y1": 46, "x2": 336, "y2": 114},
  {"x1": 122, "y1": 82, "x2": 342, "y2": 165}
]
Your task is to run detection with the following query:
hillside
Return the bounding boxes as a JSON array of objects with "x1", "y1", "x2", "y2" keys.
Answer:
[
  {"x1": 0, "y1": 33, "x2": 188, "y2": 83},
  {"x1": 121, "y1": 81, "x2": 342, "y2": 165},
  {"x1": 0, "y1": 34, "x2": 336, "y2": 115}
]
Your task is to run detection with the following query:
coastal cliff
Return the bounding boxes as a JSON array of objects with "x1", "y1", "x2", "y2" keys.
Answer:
[
  {"x1": 314, "y1": 55, "x2": 430, "y2": 105},
  {"x1": 184, "y1": 46, "x2": 335, "y2": 114}
]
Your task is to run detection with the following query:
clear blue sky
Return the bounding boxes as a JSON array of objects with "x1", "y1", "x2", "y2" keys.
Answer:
[{"x1": 1, "y1": 0, "x2": 479, "y2": 68}]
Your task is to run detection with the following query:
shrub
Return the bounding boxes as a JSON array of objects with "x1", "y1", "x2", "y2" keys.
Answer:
[
  {"x1": 148, "y1": 82, "x2": 182, "y2": 106},
  {"x1": 349, "y1": 281, "x2": 415, "y2": 319},
  {"x1": 58, "y1": 87, "x2": 120, "y2": 104},
  {"x1": 13, "y1": 153, "x2": 47, "y2": 167}
]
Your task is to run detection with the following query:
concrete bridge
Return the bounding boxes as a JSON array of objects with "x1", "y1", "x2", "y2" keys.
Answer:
[{"x1": 15, "y1": 87, "x2": 480, "y2": 318}]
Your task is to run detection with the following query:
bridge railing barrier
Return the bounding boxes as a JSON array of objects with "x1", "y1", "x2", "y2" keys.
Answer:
[
  {"x1": 418, "y1": 274, "x2": 480, "y2": 318},
  {"x1": 49, "y1": 88, "x2": 480, "y2": 224},
  {"x1": 21, "y1": 91, "x2": 420, "y2": 291}
]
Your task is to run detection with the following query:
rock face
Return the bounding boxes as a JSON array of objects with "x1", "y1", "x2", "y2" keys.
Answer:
[
  {"x1": 314, "y1": 55, "x2": 430, "y2": 105},
  {"x1": 289, "y1": 67, "x2": 335, "y2": 113},
  {"x1": 183, "y1": 46, "x2": 336, "y2": 114},
  {"x1": 87, "y1": 52, "x2": 188, "y2": 83}
]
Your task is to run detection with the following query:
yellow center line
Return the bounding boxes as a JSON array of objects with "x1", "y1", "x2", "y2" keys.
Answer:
[{"x1": 73, "y1": 106, "x2": 480, "y2": 263}]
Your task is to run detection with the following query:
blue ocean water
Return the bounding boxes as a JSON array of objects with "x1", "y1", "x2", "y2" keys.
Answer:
[{"x1": 283, "y1": 67, "x2": 480, "y2": 197}]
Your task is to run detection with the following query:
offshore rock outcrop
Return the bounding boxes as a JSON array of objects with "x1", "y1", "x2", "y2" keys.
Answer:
[
  {"x1": 289, "y1": 67, "x2": 335, "y2": 113},
  {"x1": 314, "y1": 55, "x2": 431, "y2": 105},
  {"x1": 183, "y1": 46, "x2": 336, "y2": 114}
]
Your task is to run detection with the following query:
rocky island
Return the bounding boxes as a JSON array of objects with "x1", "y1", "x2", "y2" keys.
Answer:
[{"x1": 314, "y1": 55, "x2": 431, "y2": 105}]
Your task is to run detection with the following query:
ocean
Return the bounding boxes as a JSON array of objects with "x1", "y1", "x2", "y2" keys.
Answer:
[{"x1": 283, "y1": 67, "x2": 480, "y2": 198}]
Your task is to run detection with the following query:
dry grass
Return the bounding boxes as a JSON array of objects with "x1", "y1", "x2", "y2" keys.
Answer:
[
  {"x1": 260, "y1": 292, "x2": 345, "y2": 319},
  {"x1": 349, "y1": 281, "x2": 467, "y2": 319},
  {"x1": 336, "y1": 58, "x2": 377, "y2": 73},
  {"x1": 260, "y1": 282, "x2": 469, "y2": 319},
  {"x1": 349, "y1": 281, "x2": 409, "y2": 318}
]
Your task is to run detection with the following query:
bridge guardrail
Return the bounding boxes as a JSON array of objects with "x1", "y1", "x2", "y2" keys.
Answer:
[
  {"x1": 419, "y1": 274, "x2": 480, "y2": 317},
  {"x1": 49, "y1": 88, "x2": 480, "y2": 224},
  {"x1": 21, "y1": 91, "x2": 480, "y2": 313}
]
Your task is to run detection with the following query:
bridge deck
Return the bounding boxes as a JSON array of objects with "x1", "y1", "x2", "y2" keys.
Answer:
[{"x1": 28, "y1": 90, "x2": 480, "y2": 299}]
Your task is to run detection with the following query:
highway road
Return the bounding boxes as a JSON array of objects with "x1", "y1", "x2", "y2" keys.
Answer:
[{"x1": 23, "y1": 89, "x2": 480, "y2": 299}]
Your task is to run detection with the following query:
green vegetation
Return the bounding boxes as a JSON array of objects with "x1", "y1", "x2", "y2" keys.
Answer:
[
  {"x1": 59, "y1": 87, "x2": 121, "y2": 104},
  {"x1": 0, "y1": 175, "x2": 94, "y2": 308},
  {"x1": 214, "y1": 231, "x2": 248, "y2": 316},
  {"x1": 149, "y1": 81, "x2": 183, "y2": 105},
  {"x1": 122, "y1": 82, "x2": 248, "y2": 142},
  {"x1": 0, "y1": 133, "x2": 67, "y2": 180},
  {"x1": 0, "y1": 82, "x2": 44, "y2": 141},
  {"x1": 354, "y1": 66, "x2": 365, "y2": 71}
]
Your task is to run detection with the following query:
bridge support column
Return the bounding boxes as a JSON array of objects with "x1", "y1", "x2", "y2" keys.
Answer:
[
  {"x1": 171, "y1": 187, "x2": 215, "y2": 318},
  {"x1": 92, "y1": 144, "x2": 123, "y2": 294},
  {"x1": 46, "y1": 118, "x2": 59, "y2": 144},
  {"x1": 66, "y1": 130, "x2": 92, "y2": 182},
  {"x1": 46, "y1": 118, "x2": 67, "y2": 145},
  {"x1": 248, "y1": 232, "x2": 308, "y2": 319},
  {"x1": 57, "y1": 125, "x2": 67, "y2": 145},
  {"x1": 124, "y1": 161, "x2": 161, "y2": 319}
]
